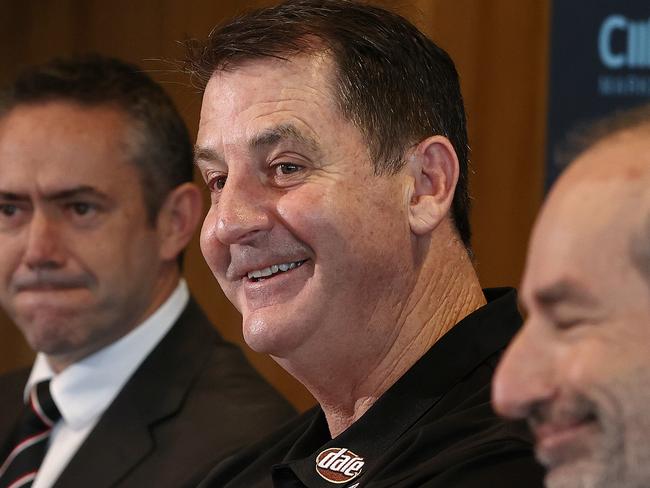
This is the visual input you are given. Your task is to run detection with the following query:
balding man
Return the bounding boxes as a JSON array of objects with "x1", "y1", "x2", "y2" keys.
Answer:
[{"x1": 493, "y1": 104, "x2": 650, "y2": 488}]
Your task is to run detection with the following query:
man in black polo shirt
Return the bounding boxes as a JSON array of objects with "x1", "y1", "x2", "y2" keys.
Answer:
[{"x1": 189, "y1": 1, "x2": 544, "y2": 486}]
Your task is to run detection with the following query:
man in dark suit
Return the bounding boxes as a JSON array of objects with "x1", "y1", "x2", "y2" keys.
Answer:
[{"x1": 0, "y1": 55, "x2": 295, "y2": 488}]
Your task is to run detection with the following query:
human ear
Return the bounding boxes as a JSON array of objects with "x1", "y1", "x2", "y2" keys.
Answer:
[
  {"x1": 156, "y1": 182, "x2": 204, "y2": 261},
  {"x1": 407, "y1": 135, "x2": 459, "y2": 235}
]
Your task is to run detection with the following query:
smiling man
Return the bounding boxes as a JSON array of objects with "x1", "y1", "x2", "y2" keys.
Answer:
[
  {"x1": 0, "y1": 55, "x2": 294, "y2": 488},
  {"x1": 188, "y1": 1, "x2": 543, "y2": 487},
  {"x1": 493, "y1": 104, "x2": 650, "y2": 488}
]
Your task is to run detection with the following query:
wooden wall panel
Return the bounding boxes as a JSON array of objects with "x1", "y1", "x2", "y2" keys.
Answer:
[{"x1": 0, "y1": 0, "x2": 549, "y2": 411}]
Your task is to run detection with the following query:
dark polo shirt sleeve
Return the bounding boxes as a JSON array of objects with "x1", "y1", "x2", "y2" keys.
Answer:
[{"x1": 198, "y1": 288, "x2": 545, "y2": 488}]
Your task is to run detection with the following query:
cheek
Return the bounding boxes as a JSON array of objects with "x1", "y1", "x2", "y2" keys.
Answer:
[
  {"x1": 275, "y1": 189, "x2": 338, "y2": 241},
  {"x1": 93, "y1": 222, "x2": 149, "y2": 264},
  {"x1": 0, "y1": 239, "x2": 23, "y2": 278},
  {"x1": 276, "y1": 182, "x2": 396, "y2": 243},
  {"x1": 560, "y1": 338, "x2": 632, "y2": 390}
]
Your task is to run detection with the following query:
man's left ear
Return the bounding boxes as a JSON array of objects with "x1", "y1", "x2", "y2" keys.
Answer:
[
  {"x1": 406, "y1": 135, "x2": 459, "y2": 235},
  {"x1": 156, "y1": 182, "x2": 203, "y2": 261}
]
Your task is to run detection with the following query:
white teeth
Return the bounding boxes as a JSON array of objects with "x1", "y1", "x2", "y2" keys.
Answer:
[{"x1": 247, "y1": 260, "x2": 304, "y2": 280}]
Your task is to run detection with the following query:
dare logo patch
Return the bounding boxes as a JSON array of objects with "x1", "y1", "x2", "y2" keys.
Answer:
[{"x1": 315, "y1": 447, "x2": 364, "y2": 484}]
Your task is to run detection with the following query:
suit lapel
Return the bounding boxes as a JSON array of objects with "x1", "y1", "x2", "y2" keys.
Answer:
[
  {"x1": 52, "y1": 300, "x2": 219, "y2": 488},
  {"x1": 52, "y1": 395, "x2": 154, "y2": 488},
  {"x1": 0, "y1": 368, "x2": 30, "y2": 459}
]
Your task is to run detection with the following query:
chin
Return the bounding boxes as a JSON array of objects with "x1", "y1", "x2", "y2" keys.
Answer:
[
  {"x1": 25, "y1": 329, "x2": 77, "y2": 359},
  {"x1": 242, "y1": 312, "x2": 308, "y2": 358},
  {"x1": 17, "y1": 310, "x2": 84, "y2": 353},
  {"x1": 545, "y1": 458, "x2": 620, "y2": 488},
  {"x1": 242, "y1": 314, "x2": 283, "y2": 354}
]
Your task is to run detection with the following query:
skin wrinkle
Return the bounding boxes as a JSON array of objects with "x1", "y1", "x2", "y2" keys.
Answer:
[
  {"x1": 320, "y1": 225, "x2": 484, "y2": 436},
  {"x1": 327, "y1": 253, "x2": 419, "y2": 410},
  {"x1": 308, "y1": 211, "x2": 467, "y2": 432},
  {"x1": 308, "y1": 249, "x2": 409, "y2": 411}
]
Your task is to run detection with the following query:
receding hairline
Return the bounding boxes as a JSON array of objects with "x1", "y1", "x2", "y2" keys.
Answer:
[
  {"x1": 584, "y1": 122, "x2": 650, "y2": 161},
  {"x1": 560, "y1": 123, "x2": 650, "y2": 188},
  {"x1": 556, "y1": 103, "x2": 650, "y2": 171}
]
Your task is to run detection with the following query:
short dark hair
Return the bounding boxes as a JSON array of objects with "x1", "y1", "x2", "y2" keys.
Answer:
[
  {"x1": 184, "y1": 0, "x2": 472, "y2": 250},
  {"x1": 0, "y1": 54, "x2": 194, "y2": 223}
]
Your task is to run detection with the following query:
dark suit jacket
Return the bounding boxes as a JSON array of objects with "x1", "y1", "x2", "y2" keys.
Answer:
[{"x1": 0, "y1": 299, "x2": 296, "y2": 488}]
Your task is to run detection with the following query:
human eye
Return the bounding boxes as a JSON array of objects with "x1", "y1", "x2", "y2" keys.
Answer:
[
  {"x1": 0, "y1": 203, "x2": 19, "y2": 217},
  {"x1": 64, "y1": 201, "x2": 101, "y2": 223},
  {"x1": 551, "y1": 309, "x2": 594, "y2": 332},
  {"x1": 69, "y1": 202, "x2": 95, "y2": 216},
  {"x1": 207, "y1": 172, "x2": 228, "y2": 192},
  {"x1": 273, "y1": 162, "x2": 303, "y2": 176},
  {"x1": 269, "y1": 159, "x2": 307, "y2": 188},
  {"x1": 554, "y1": 317, "x2": 585, "y2": 331},
  {"x1": 0, "y1": 202, "x2": 28, "y2": 229}
]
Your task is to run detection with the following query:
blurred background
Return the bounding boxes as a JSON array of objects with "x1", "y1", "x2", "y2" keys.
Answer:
[{"x1": 0, "y1": 0, "x2": 575, "y2": 410}]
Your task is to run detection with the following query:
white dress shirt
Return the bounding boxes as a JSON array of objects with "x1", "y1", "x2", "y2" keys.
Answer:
[{"x1": 24, "y1": 279, "x2": 189, "y2": 488}]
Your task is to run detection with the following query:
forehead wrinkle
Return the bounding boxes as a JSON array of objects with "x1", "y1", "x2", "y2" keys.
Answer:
[
  {"x1": 248, "y1": 123, "x2": 321, "y2": 156},
  {"x1": 0, "y1": 185, "x2": 106, "y2": 201}
]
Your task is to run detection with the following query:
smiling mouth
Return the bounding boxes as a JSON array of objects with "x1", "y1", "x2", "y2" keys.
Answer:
[
  {"x1": 533, "y1": 414, "x2": 600, "y2": 465},
  {"x1": 533, "y1": 411, "x2": 599, "y2": 441},
  {"x1": 247, "y1": 259, "x2": 308, "y2": 282}
]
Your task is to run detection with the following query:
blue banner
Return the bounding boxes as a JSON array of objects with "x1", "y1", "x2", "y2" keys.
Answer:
[{"x1": 547, "y1": 0, "x2": 650, "y2": 187}]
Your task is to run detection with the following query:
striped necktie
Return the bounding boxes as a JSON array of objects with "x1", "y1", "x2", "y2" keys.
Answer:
[{"x1": 0, "y1": 380, "x2": 61, "y2": 488}]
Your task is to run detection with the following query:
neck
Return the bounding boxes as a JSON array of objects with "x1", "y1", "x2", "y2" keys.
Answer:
[{"x1": 275, "y1": 228, "x2": 486, "y2": 438}]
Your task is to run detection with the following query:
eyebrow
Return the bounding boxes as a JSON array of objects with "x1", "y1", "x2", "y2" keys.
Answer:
[
  {"x1": 193, "y1": 146, "x2": 222, "y2": 167},
  {"x1": 193, "y1": 123, "x2": 321, "y2": 168},
  {"x1": 533, "y1": 280, "x2": 598, "y2": 308},
  {"x1": 249, "y1": 124, "x2": 320, "y2": 155}
]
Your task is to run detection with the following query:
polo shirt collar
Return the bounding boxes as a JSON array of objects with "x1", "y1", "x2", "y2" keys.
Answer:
[{"x1": 272, "y1": 288, "x2": 520, "y2": 488}]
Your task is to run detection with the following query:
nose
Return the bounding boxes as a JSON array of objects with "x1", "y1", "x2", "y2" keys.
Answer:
[
  {"x1": 208, "y1": 174, "x2": 273, "y2": 246},
  {"x1": 492, "y1": 324, "x2": 555, "y2": 419},
  {"x1": 23, "y1": 211, "x2": 66, "y2": 270}
]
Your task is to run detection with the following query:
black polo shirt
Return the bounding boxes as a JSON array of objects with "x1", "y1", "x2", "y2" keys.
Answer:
[{"x1": 199, "y1": 288, "x2": 544, "y2": 488}]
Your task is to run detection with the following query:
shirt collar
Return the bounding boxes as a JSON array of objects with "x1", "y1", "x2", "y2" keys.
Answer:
[
  {"x1": 25, "y1": 279, "x2": 189, "y2": 430},
  {"x1": 274, "y1": 288, "x2": 521, "y2": 487}
]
